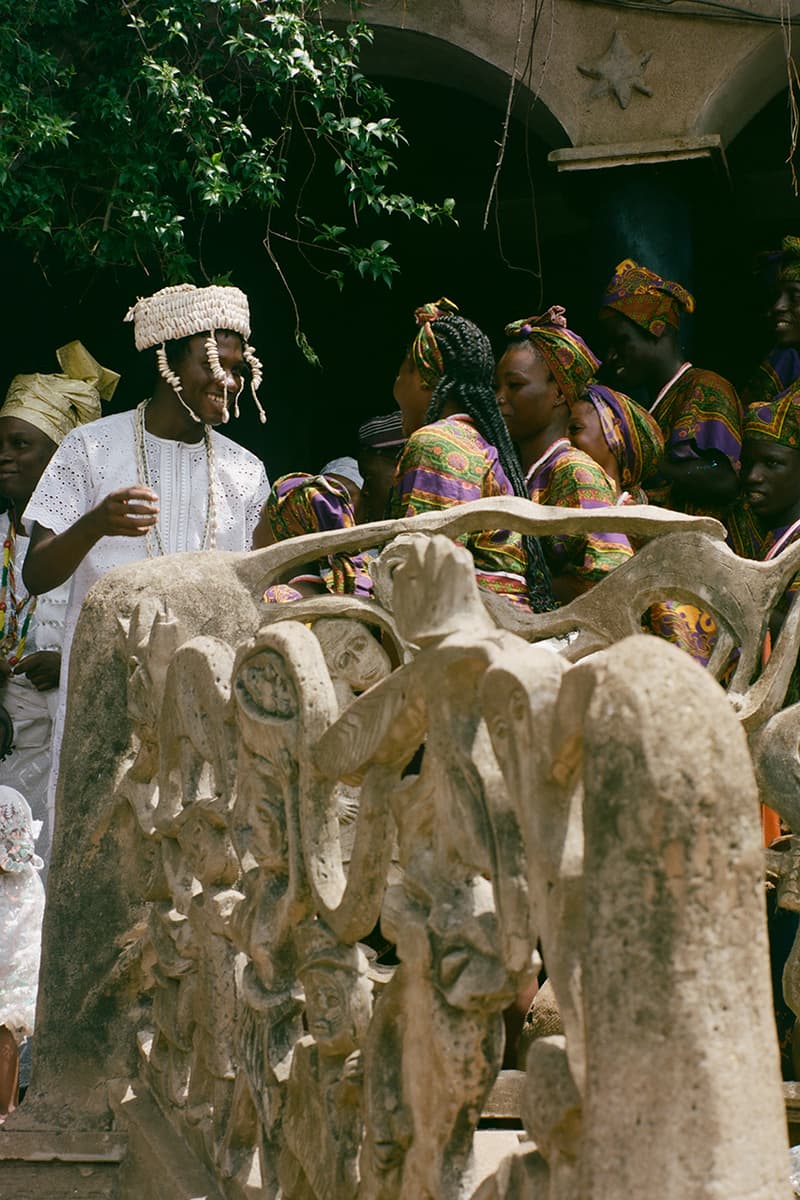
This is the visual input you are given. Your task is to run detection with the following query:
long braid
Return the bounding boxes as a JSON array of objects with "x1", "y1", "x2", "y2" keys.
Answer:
[{"x1": 420, "y1": 314, "x2": 555, "y2": 611}]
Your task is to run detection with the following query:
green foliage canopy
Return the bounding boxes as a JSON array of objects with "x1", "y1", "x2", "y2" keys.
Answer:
[{"x1": 0, "y1": 1, "x2": 454, "y2": 308}]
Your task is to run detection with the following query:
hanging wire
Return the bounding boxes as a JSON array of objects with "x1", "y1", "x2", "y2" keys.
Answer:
[
  {"x1": 781, "y1": 0, "x2": 800, "y2": 195},
  {"x1": 483, "y1": 0, "x2": 528, "y2": 232},
  {"x1": 483, "y1": 0, "x2": 555, "y2": 307}
]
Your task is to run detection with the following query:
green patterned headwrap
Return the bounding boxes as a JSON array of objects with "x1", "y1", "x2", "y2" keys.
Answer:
[
  {"x1": 600, "y1": 259, "x2": 695, "y2": 337},
  {"x1": 504, "y1": 306, "x2": 600, "y2": 404},
  {"x1": 743, "y1": 384, "x2": 800, "y2": 449},
  {"x1": 780, "y1": 237, "x2": 800, "y2": 284},
  {"x1": 411, "y1": 297, "x2": 459, "y2": 388}
]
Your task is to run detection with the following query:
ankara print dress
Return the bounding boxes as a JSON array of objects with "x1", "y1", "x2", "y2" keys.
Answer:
[
  {"x1": 525, "y1": 438, "x2": 632, "y2": 594},
  {"x1": 389, "y1": 414, "x2": 531, "y2": 608},
  {"x1": 643, "y1": 365, "x2": 743, "y2": 518}
]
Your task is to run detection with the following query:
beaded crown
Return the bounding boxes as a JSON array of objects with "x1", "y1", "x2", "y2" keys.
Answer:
[
  {"x1": 126, "y1": 283, "x2": 266, "y2": 424},
  {"x1": 125, "y1": 284, "x2": 251, "y2": 350}
]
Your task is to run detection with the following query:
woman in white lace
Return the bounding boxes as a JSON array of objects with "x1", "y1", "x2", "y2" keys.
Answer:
[
  {"x1": 22, "y1": 285, "x2": 271, "y2": 841},
  {"x1": 0, "y1": 786, "x2": 45, "y2": 1117},
  {"x1": 0, "y1": 343, "x2": 114, "y2": 867}
]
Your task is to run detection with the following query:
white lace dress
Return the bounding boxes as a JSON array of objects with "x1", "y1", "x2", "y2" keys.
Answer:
[
  {"x1": 0, "y1": 787, "x2": 45, "y2": 1040},
  {"x1": 0, "y1": 514, "x2": 69, "y2": 868},
  {"x1": 24, "y1": 409, "x2": 271, "y2": 832}
]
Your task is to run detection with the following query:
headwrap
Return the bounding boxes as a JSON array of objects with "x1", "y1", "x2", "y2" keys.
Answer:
[
  {"x1": 779, "y1": 236, "x2": 800, "y2": 283},
  {"x1": 0, "y1": 786, "x2": 43, "y2": 873},
  {"x1": 582, "y1": 383, "x2": 664, "y2": 489},
  {"x1": 743, "y1": 383, "x2": 800, "y2": 449},
  {"x1": 504, "y1": 306, "x2": 600, "y2": 405},
  {"x1": 600, "y1": 258, "x2": 695, "y2": 337},
  {"x1": 1, "y1": 341, "x2": 117, "y2": 446},
  {"x1": 320, "y1": 457, "x2": 364, "y2": 489},
  {"x1": 125, "y1": 283, "x2": 265, "y2": 423},
  {"x1": 264, "y1": 472, "x2": 372, "y2": 596},
  {"x1": 410, "y1": 297, "x2": 459, "y2": 388},
  {"x1": 357, "y1": 411, "x2": 406, "y2": 450}
]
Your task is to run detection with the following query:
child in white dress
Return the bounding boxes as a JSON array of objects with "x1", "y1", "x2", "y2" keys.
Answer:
[{"x1": 0, "y1": 785, "x2": 45, "y2": 1116}]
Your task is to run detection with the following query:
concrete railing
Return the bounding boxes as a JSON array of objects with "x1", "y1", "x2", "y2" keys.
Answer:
[{"x1": 4, "y1": 501, "x2": 796, "y2": 1198}]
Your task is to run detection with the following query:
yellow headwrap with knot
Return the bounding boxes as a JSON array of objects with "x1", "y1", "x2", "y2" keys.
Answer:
[
  {"x1": 411, "y1": 297, "x2": 459, "y2": 388},
  {"x1": 1, "y1": 341, "x2": 119, "y2": 446}
]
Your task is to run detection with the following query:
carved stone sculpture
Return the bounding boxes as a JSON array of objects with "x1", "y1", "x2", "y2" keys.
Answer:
[
  {"x1": 10, "y1": 503, "x2": 796, "y2": 1200},
  {"x1": 279, "y1": 920, "x2": 373, "y2": 1200}
]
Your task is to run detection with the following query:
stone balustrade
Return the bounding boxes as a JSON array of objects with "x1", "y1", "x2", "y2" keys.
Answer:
[{"x1": 2, "y1": 501, "x2": 796, "y2": 1198}]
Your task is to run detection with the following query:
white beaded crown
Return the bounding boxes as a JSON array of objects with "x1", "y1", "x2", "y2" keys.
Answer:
[
  {"x1": 124, "y1": 283, "x2": 266, "y2": 424},
  {"x1": 124, "y1": 283, "x2": 251, "y2": 349}
]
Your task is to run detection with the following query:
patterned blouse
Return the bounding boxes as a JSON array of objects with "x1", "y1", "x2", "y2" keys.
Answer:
[
  {"x1": 644, "y1": 364, "x2": 743, "y2": 514},
  {"x1": 740, "y1": 347, "x2": 800, "y2": 410},
  {"x1": 389, "y1": 415, "x2": 530, "y2": 608},
  {"x1": 525, "y1": 439, "x2": 632, "y2": 592}
]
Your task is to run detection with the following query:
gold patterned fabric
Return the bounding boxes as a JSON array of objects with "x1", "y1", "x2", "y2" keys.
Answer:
[{"x1": 1, "y1": 342, "x2": 118, "y2": 445}]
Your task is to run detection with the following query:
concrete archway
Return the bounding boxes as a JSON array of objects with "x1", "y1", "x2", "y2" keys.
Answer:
[
  {"x1": 356, "y1": 20, "x2": 570, "y2": 150},
  {"x1": 696, "y1": 28, "x2": 798, "y2": 147}
]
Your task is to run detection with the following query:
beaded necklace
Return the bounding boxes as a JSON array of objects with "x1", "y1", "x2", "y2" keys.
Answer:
[
  {"x1": 0, "y1": 511, "x2": 37, "y2": 667},
  {"x1": 133, "y1": 400, "x2": 218, "y2": 558}
]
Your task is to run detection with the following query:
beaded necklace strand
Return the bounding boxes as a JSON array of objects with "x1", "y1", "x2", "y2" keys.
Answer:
[
  {"x1": 133, "y1": 400, "x2": 218, "y2": 558},
  {"x1": 0, "y1": 512, "x2": 37, "y2": 666}
]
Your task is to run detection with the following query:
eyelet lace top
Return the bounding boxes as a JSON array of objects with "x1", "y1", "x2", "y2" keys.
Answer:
[
  {"x1": 23, "y1": 409, "x2": 270, "y2": 829},
  {"x1": 25, "y1": 409, "x2": 270, "y2": 667}
]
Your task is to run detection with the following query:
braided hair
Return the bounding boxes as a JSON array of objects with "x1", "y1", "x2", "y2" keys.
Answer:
[{"x1": 416, "y1": 310, "x2": 555, "y2": 612}]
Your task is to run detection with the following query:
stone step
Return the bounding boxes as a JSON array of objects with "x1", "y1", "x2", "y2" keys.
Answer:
[{"x1": 0, "y1": 1130, "x2": 126, "y2": 1198}]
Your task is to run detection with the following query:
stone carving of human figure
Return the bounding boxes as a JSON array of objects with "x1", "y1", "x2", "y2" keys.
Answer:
[
  {"x1": 147, "y1": 837, "x2": 198, "y2": 1111},
  {"x1": 313, "y1": 534, "x2": 536, "y2": 1200},
  {"x1": 116, "y1": 601, "x2": 184, "y2": 902},
  {"x1": 222, "y1": 624, "x2": 339, "y2": 1190},
  {"x1": 175, "y1": 803, "x2": 243, "y2": 1166},
  {"x1": 310, "y1": 617, "x2": 392, "y2": 839},
  {"x1": 144, "y1": 631, "x2": 238, "y2": 1129},
  {"x1": 278, "y1": 921, "x2": 373, "y2": 1200}
]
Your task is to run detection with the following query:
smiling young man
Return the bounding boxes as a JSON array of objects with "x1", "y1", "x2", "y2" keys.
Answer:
[
  {"x1": 742, "y1": 237, "x2": 800, "y2": 410},
  {"x1": 599, "y1": 259, "x2": 742, "y2": 517},
  {"x1": 22, "y1": 284, "x2": 270, "y2": 827},
  {"x1": 729, "y1": 389, "x2": 800, "y2": 701}
]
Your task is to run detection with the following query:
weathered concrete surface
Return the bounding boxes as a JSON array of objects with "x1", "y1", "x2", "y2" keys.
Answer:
[{"x1": 563, "y1": 636, "x2": 789, "y2": 1200}]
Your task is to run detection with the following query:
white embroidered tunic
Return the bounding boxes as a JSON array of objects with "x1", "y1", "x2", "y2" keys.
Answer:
[{"x1": 23, "y1": 409, "x2": 271, "y2": 829}]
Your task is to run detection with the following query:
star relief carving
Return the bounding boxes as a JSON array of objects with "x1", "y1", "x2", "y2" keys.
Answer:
[{"x1": 578, "y1": 31, "x2": 653, "y2": 109}]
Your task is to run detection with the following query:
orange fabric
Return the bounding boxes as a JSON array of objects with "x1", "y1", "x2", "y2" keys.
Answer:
[{"x1": 760, "y1": 628, "x2": 782, "y2": 846}]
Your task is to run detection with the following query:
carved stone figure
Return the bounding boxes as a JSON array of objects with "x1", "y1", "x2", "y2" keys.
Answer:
[
  {"x1": 311, "y1": 616, "x2": 391, "y2": 710},
  {"x1": 176, "y1": 803, "x2": 243, "y2": 1164},
  {"x1": 480, "y1": 635, "x2": 791, "y2": 1200},
  {"x1": 223, "y1": 623, "x2": 339, "y2": 1192},
  {"x1": 279, "y1": 921, "x2": 373, "y2": 1200},
  {"x1": 314, "y1": 536, "x2": 535, "y2": 1200}
]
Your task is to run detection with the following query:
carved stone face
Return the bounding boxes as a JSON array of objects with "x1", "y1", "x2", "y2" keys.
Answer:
[
  {"x1": 235, "y1": 650, "x2": 298, "y2": 720},
  {"x1": 302, "y1": 967, "x2": 361, "y2": 1057},
  {"x1": 177, "y1": 808, "x2": 237, "y2": 887},
  {"x1": 237, "y1": 785, "x2": 287, "y2": 871},
  {"x1": 313, "y1": 619, "x2": 391, "y2": 693},
  {"x1": 302, "y1": 960, "x2": 374, "y2": 1056}
]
